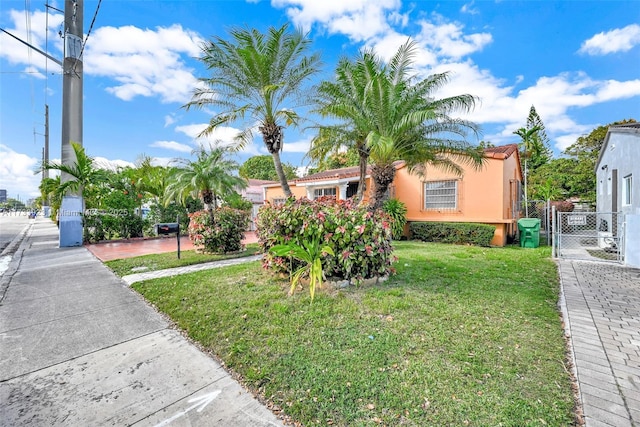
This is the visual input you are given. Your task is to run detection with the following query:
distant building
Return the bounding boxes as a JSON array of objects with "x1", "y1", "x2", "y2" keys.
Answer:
[{"x1": 0, "y1": 189, "x2": 7, "y2": 203}]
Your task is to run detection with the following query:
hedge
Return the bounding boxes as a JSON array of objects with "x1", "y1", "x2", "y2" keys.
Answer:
[{"x1": 410, "y1": 221, "x2": 496, "y2": 247}]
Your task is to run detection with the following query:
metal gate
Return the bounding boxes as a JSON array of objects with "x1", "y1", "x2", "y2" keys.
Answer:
[{"x1": 554, "y1": 211, "x2": 625, "y2": 263}]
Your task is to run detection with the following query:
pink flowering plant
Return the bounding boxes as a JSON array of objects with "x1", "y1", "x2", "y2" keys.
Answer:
[
  {"x1": 256, "y1": 197, "x2": 396, "y2": 282},
  {"x1": 188, "y1": 207, "x2": 249, "y2": 254}
]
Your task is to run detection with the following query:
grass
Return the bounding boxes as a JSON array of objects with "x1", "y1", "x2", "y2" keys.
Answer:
[
  {"x1": 131, "y1": 241, "x2": 575, "y2": 426},
  {"x1": 105, "y1": 243, "x2": 260, "y2": 276}
]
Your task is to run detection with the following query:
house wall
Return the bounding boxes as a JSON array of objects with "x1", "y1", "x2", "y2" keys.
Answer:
[
  {"x1": 263, "y1": 185, "x2": 307, "y2": 202},
  {"x1": 596, "y1": 131, "x2": 640, "y2": 215},
  {"x1": 263, "y1": 154, "x2": 520, "y2": 247},
  {"x1": 394, "y1": 156, "x2": 519, "y2": 246}
]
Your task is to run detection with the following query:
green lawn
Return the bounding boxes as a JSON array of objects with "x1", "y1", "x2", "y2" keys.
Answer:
[
  {"x1": 131, "y1": 241, "x2": 575, "y2": 426},
  {"x1": 105, "y1": 243, "x2": 260, "y2": 276}
]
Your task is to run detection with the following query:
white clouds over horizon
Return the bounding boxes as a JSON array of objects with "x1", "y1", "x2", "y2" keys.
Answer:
[
  {"x1": 0, "y1": 144, "x2": 41, "y2": 198},
  {"x1": 579, "y1": 24, "x2": 640, "y2": 55}
]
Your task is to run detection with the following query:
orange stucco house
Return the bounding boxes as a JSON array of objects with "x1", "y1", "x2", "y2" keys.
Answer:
[{"x1": 263, "y1": 144, "x2": 523, "y2": 246}]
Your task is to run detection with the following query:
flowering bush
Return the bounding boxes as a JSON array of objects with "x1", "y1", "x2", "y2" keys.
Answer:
[
  {"x1": 188, "y1": 207, "x2": 250, "y2": 254},
  {"x1": 257, "y1": 197, "x2": 396, "y2": 282}
]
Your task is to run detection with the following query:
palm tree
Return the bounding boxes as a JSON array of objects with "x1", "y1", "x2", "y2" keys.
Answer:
[
  {"x1": 39, "y1": 175, "x2": 62, "y2": 219},
  {"x1": 314, "y1": 41, "x2": 483, "y2": 210},
  {"x1": 40, "y1": 142, "x2": 109, "y2": 213},
  {"x1": 184, "y1": 24, "x2": 322, "y2": 197},
  {"x1": 165, "y1": 145, "x2": 247, "y2": 218},
  {"x1": 310, "y1": 50, "x2": 384, "y2": 203},
  {"x1": 513, "y1": 125, "x2": 542, "y2": 216}
]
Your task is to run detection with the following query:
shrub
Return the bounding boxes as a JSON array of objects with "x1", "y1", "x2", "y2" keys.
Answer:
[
  {"x1": 83, "y1": 210, "x2": 145, "y2": 243},
  {"x1": 188, "y1": 207, "x2": 250, "y2": 254},
  {"x1": 382, "y1": 198, "x2": 408, "y2": 240},
  {"x1": 257, "y1": 197, "x2": 396, "y2": 282},
  {"x1": 410, "y1": 222, "x2": 496, "y2": 247}
]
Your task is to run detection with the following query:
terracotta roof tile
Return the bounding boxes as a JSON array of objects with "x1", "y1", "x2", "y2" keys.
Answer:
[{"x1": 483, "y1": 144, "x2": 518, "y2": 159}]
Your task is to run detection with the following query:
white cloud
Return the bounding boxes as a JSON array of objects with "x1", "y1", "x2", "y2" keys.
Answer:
[
  {"x1": 461, "y1": 1, "x2": 479, "y2": 15},
  {"x1": 150, "y1": 157, "x2": 176, "y2": 167},
  {"x1": 579, "y1": 24, "x2": 640, "y2": 55},
  {"x1": 150, "y1": 140, "x2": 193, "y2": 153},
  {"x1": 0, "y1": 144, "x2": 41, "y2": 198},
  {"x1": 164, "y1": 114, "x2": 177, "y2": 127},
  {"x1": 415, "y1": 16, "x2": 492, "y2": 59},
  {"x1": 283, "y1": 136, "x2": 312, "y2": 153},
  {"x1": 273, "y1": 0, "x2": 400, "y2": 41},
  {"x1": 94, "y1": 157, "x2": 135, "y2": 171},
  {"x1": 84, "y1": 24, "x2": 203, "y2": 103}
]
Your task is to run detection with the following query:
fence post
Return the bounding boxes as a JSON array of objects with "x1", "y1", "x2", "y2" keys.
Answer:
[
  {"x1": 547, "y1": 199, "x2": 551, "y2": 246},
  {"x1": 551, "y1": 205, "x2": 557, "y2": 259}
]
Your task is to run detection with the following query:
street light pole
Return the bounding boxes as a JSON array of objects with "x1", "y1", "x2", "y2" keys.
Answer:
[{"x1": 58, "y1": 0, "x2": 84, "y2": 247}]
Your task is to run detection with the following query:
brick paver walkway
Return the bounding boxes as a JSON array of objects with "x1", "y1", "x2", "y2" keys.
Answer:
[{"x1": 559, "y1": 260, "x2": 640, "y2": 427}]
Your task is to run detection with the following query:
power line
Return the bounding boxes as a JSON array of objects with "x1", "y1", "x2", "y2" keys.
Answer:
[{"x1": 72, "y1": 0, "x2": 102, "y2": 74}]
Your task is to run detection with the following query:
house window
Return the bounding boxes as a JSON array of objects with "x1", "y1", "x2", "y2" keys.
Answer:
[
  {"x1": 313, "y1": 187, "x2": 336, "y2": 199},
  {"x1": 272, "y1": 198, "x2": 286, "y2": 206},
  {"x1": 623, "y1": 175, "x2": 632, "y2": 206},
  {"x1": 424, "y1": 180, "x2": 458, "y2": 210}
]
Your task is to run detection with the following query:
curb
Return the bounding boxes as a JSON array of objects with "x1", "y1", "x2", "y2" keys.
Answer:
[{"x1": 0, "y1": 220, "x2": 35, "y2": 303}]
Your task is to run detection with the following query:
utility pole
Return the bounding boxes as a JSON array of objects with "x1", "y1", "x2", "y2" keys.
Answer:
[
  {"x1": 58, "y1": 0, "x2": 84, "y2": 247},
  {"x1": 43, "y1": 104, "x2": 51, "y2": 216}
]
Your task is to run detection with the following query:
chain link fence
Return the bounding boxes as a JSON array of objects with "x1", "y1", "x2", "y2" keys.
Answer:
[{"x1": 554, "y1": 211, "x2": 624, "y2": 262}]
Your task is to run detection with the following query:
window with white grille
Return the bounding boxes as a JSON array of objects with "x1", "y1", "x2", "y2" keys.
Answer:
[
  {"x1": 313, "y1": 187, "x2": 337, "y2": 199},
  {"x1": 424, "y1": 180, "x2": 458, "y2": 210}
]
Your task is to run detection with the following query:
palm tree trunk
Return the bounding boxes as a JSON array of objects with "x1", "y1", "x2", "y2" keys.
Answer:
[
  {"x1": 355, "y1": 146, "x2": 369, "y2": 205},
  {"x1": 271, "y1": 151, "x2": 293, "y2": 198},
  {"x1": 369, "y1": 163, "x2": 396, "y2": 211}
]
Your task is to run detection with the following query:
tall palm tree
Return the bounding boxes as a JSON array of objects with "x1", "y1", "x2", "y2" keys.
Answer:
[
  {"x1": 184, "y1": 24, "x2": 322, "y2": 197},
  {"x1": 165, "y1": 145, "x2": 247, "y2": 218},
  {"x1": 513, "y1": 125, "x2": 541, "y2": 216},
  {"x1": 310, "y1": 50, "x2": 384, "y2": 203}
]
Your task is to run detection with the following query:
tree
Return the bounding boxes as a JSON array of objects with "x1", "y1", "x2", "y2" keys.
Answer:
[
  {"x1": 513, "y1": 125, "x2": 541, "y2": 214},
  {"x1": 364, "y1": 41, "x2": 483, "y2": 210},
  {"x1": 310, "y1": 49, "x2": 383, "y2": 202},
  {"x1": 307, "y1": 150, "x2": 360, "y2": 175},
  {"x1": 164, "y1": 146, "x2": 247, "y2": 217},
  {"x1": 239, "y1": 155, "x2": 298, "y2": 181},
  {"x1": 184, "y1": 24, "x2": 322, "y2": 198},
  {"x1": 311, "y1": 41, "x2": 482, "y2": 209},
  {"x1": 525, "y1": 105, "x2": 552, "y2": 170},
  {"x1": 40, "y1": 142, "x2": 109, "y2": 212}
]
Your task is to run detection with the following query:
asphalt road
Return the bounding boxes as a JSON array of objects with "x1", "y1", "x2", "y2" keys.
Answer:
[{"x1": 0, "y1": 214, "x2": 32, "y2": 254}]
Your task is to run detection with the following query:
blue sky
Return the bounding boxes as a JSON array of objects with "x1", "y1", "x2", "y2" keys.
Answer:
[{"x1": 1, "y1": 0, "x2": 639, "y2": 200}]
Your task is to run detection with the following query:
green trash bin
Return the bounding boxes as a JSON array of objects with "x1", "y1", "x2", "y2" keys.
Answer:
[{"x1": 518, "y1": 218, "x2": 541, "y2": 248}]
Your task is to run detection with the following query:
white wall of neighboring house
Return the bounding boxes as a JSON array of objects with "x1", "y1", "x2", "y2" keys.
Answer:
[{"x1": 596, "y1": 124, "x2": 640, "y2": 267}]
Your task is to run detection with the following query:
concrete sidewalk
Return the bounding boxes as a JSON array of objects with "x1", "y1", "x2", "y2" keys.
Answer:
[
  {"x1": 559, "y1": 259, "x2": 640, "y2": 427},
  {"x1": 0, "y1": 218, "x2": 283, "y2": 426}
]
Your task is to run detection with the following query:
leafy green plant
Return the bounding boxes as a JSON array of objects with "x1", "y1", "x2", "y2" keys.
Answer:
[
  {"x1": 382, "y1": 198, "x2": 407, "y2": 240},
  {"x1": 410, "y1": 221, "x2": 495, "y2": 246},
  {"x1": 188, "y1": 207, "x2": 249, "y2": 254},
  {"x1": 270, "y1": 238, "x2": 335, "y2": 301}
]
